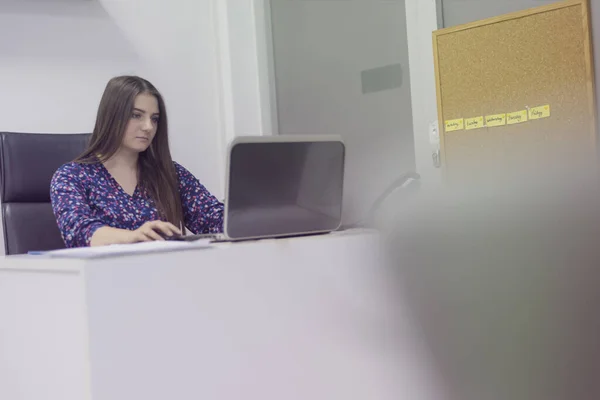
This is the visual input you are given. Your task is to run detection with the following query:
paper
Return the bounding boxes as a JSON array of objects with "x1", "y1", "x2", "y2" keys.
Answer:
[
  {"x1": 506, "y1": 110, "x2": 528, "y2": 125},
  {"x1": 465, "y1": 116, "x2": 485, "y2": 130},
  {"x1": 485, "y1": 113, "x2": 506, "y2": 127},
  {"x1": 32, "y1": 240, "x2": 213, "y2": 259},
  {"x1": 529, "y1": 104, "x2": 550, "y2": 120},
  {"x1": 445, "y1": 118, "x2": 464, "y2": 132}
]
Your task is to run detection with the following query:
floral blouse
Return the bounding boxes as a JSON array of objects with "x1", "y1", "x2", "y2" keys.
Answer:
[{"x1": 50, "y1": 161, "x2": 223, "y2": 247}]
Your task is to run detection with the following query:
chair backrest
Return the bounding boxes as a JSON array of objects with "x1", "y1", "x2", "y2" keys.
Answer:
[{"x1": 0, "y1": 132, "x2": 90, "y2": 255}]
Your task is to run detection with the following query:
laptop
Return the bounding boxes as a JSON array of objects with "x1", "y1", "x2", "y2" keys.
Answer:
[{"x1": 174, "y1": 135, "x2": 346, "y2": 242}]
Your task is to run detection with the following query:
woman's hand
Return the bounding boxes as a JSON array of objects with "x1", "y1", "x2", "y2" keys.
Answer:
[
  {"x1": 128, "y1": 221, "x2": 182, "y2": 242},
  {"x1": 90, "y1": 221, "x2": 182, "y2": 247}
]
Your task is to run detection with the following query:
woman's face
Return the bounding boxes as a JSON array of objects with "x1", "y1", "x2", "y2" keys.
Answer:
[{"x1": 121, "y1": 93, "x2": 160, "y2": 154}]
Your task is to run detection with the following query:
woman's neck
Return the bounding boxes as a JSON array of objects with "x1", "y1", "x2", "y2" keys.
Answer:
[{"x1": 103, "y1": 148, "x2": 139, "y2": 173}]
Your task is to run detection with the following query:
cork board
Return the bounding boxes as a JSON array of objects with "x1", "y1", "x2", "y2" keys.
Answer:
[{"x1": 433, "y1": 0, "x2": 596, "y2": 184}]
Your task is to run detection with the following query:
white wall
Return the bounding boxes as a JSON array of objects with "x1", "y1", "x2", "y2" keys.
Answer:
[
  {"x1": 0, "y1": 1, "x2": 141, "y2": 136},
  {"x1": 440, "y1": 0, "x2": 555, "y2": 26}
]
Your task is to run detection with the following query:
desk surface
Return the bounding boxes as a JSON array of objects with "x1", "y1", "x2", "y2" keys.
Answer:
[
  {"x1": 0, "y1": 228, "x2": 374, "y2": 272},
  {"x1": 0, "y1": 230, "x2": 444, "y2": 400}
]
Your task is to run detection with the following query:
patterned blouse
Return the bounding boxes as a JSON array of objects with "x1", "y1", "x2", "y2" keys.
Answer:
[{"x1": 50, "y1": 161, "x2": 224, "y2": 248}]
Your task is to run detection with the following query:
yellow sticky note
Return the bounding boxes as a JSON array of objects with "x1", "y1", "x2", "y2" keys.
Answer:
[
  {"x1": 485, "y1": 113, "x2": 506, "y2": 127},
  {"x1": 445, "y1": 118, "x2": 464, "y2": 132},
  {"x1": 506, "y1": 110, "x2": 528, "y2": 125},
  {"x1": 529, "y1": 105, "x2": 550, "y2": 120},
  {"x1": 465, "y1": 116, "x2": 485, "y2": 130}
]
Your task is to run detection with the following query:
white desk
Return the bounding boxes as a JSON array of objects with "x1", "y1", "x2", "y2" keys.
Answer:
[{"x1": 0, "y1": 230, "x2": 442, "y2": 400}]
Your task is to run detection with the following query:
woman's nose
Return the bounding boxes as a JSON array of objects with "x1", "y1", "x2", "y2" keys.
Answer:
[{"x1": 141, "y1": 117, "x2": 153, "y2": 131}]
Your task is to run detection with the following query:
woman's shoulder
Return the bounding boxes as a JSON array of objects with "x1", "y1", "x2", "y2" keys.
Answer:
[
  {"x1": 172, "y1": 161, "x2": 193, "y2": 178},
  {"x1": 52, "y1": 161, "x2": 102, "y2": 183},
  {"x1": 172, "y1": 161, "x2": 205, "y2": 188}
]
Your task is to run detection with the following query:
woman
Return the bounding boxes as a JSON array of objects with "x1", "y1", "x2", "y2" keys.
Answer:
[{"x1": 50, "y1": 76, "x2": 224, "y2": 247}]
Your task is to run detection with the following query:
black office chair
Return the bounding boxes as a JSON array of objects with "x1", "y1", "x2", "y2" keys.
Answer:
[{"x1": 0, "y1": 132, "x2": 90, "y2": 255}]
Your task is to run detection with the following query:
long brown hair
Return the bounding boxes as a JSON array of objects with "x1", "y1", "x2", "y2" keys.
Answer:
[{"x1": 76, "y1": 76, "x2": 184, "y2": 228}]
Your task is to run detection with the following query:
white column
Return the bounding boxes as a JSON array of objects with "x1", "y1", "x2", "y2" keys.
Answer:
[
  {"x1": 213, "y1": 0, "x2": 276, "y2": 191},
  {"x1": 405, "y1": 0, "x2": 442, "y2": 186}
]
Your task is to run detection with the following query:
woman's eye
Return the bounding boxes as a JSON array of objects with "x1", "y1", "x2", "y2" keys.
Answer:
[
  {"x1": 132, "y1": 113, "x2": 142, "y2": 119},
  {"x1": 151, "y1": 117, "x2": 159, "y2": 124}
]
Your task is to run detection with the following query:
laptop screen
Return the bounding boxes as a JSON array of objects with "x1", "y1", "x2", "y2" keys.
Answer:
[{"x1": 225, "y1": 139, "x2": 345, "y2": 239}]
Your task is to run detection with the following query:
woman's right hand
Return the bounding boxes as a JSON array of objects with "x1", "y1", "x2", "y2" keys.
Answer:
[
  {"x1": 127, "y1": 221, "x2": 182, "y2": 242},
  {"x1": 90, "y1": 222, "x2": 182, "y2": 247}
]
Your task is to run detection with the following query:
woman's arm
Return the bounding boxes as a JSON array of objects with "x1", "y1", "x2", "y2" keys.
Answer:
[
  {"x1": 51, "y1": 165, "x2": 181, "y2": 247},
  {"x1": 50, "y1": 164, "x2": 108, "y2": 247},
  {"x1": 89, "y1": 226, "x2": 133, "y2": 247},
  {"x1": 90, "y1": 222, "x2": 181, "y2": 247},
  {"x1": 175, "y1": 162, "x2": 224, "y2": 234}
]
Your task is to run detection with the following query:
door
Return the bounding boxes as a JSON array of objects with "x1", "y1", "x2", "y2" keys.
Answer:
[{"x1": 268, "y1": 0, "x2": 415, "y2": 222}]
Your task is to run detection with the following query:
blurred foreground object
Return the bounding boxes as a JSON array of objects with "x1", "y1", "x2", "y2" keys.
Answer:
[{"x1": 385, "y1": 173, "x2": 600, "y2": 400}]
